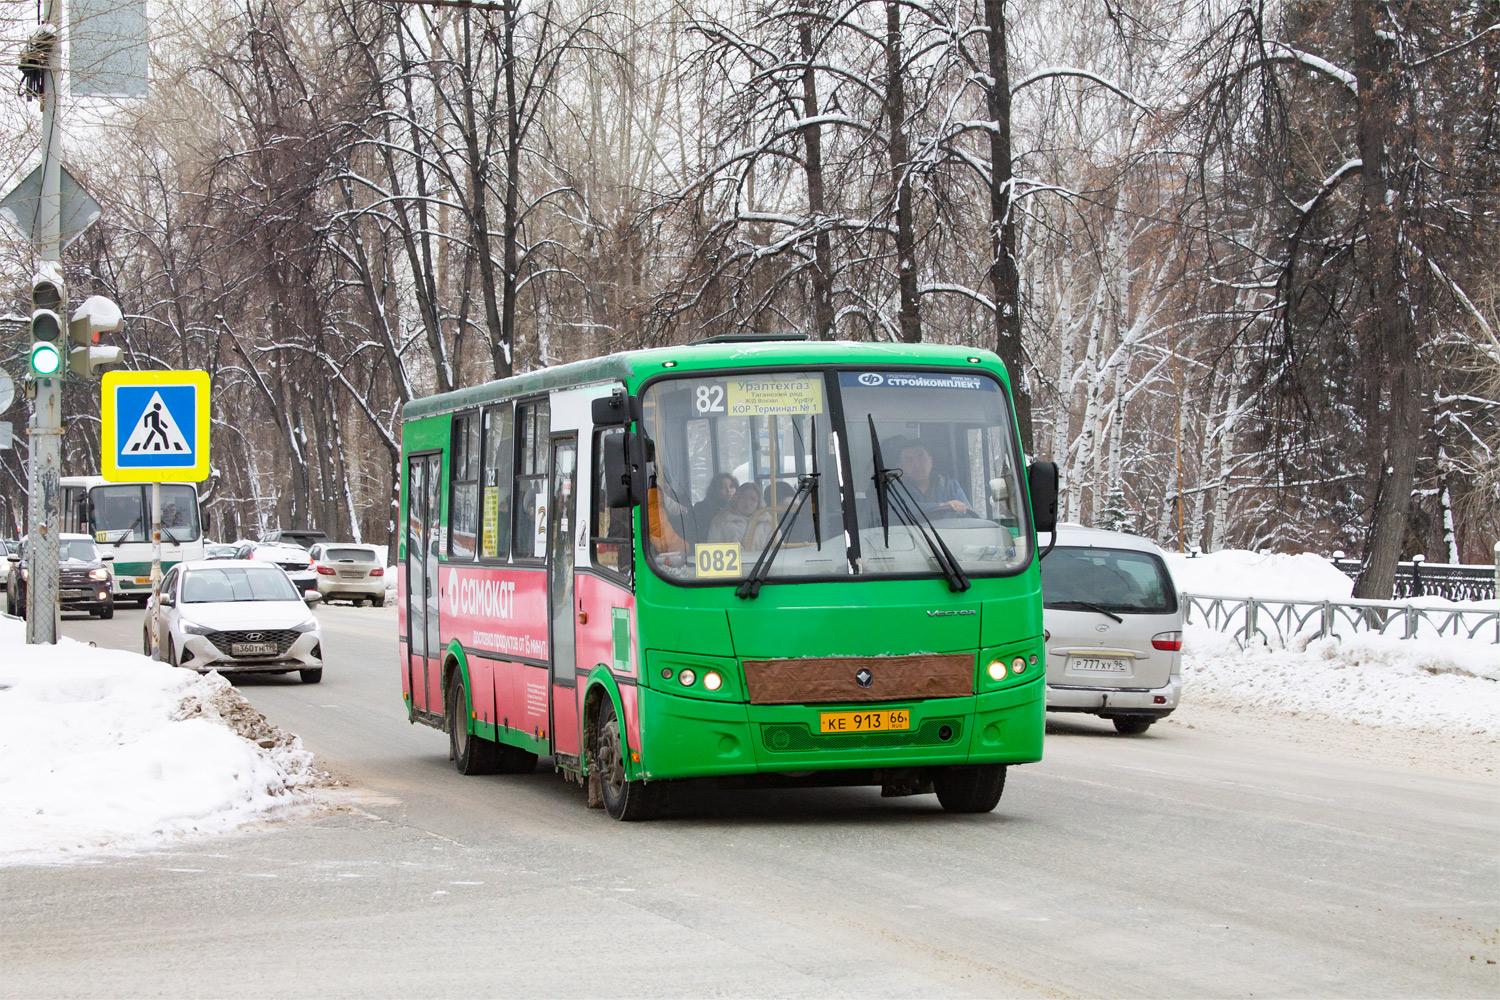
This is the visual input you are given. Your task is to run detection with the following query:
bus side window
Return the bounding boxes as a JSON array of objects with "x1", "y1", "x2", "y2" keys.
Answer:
[
  {"x1": 449, "y1": 411, "x2": 481, "y2": 560},
  {"x1": 592, "y1": 427, "x2": 633, "y2": 582},
  {"x1": 480, "y1": 403, "x2": 514, "y2": 562},
  {"x1": 514, "y1": 399, "x2": 550, "y2": 559}
]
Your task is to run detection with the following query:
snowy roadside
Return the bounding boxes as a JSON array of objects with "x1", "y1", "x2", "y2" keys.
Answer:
[
  {"x1": 0, "y1": 617, "x2": 333, "y2": 866},
  {"x1": 1152, "y1": 548, "x2": 1499, "y2": 775}
]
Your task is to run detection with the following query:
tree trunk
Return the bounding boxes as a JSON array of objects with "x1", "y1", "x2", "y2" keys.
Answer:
[
  {"x1": 497, "y1": 0, "x2": 521, "y2": 377},
  {"x1": 799, "y1": 22, "x2": 836, "y2": 340},
  {"x1": 883, "y1": 2, "x2": 920, "y2": 343},
  {"x1": 461, "y1": 13, "x2": 507, "y2": 383},
  {"x1": 1351, "y1": 3, "x2": 1419, "y2": 601},
  {"x1": 983, "y1": 0, "x2": 1031, "y2": 449}
]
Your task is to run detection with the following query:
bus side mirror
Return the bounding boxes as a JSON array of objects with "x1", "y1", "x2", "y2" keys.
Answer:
[
  {"x1": 602, "y1": 432, "x2": 639, "y2": 508},
  {"x1": 202, "y1": 511, "x2": 213, "y2": 533},
  {"x1": 592, "y1": 390, "x2": 633, "y2": 427},
  {"x1": 1027, "y1": 460, "x2": 1059, "y2": 534}
]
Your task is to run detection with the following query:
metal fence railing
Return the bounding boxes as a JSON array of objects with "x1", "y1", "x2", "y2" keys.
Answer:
[
  {"x1": 1183, "y1": 594, "x2": 1500, "y2": 648},
  {"x1": 1332, "y1": 558, "x2": 1498, "y2": 602}
]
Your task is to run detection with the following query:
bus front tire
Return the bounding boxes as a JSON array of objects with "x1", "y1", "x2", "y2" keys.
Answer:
[
  {"x1": 595, "y1": 698, "x2": 660, "y2": 821},
  {"x1": 448, "y1": 676, "x2": 501, "y2": 775},
  {"x1": 934, "y1": 764, "x2": 1007, "y2": 814}
]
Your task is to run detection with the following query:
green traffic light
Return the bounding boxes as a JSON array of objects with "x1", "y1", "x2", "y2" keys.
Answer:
[{"x1": 30, "y1": 340, "x2": 63, "y2": 376}]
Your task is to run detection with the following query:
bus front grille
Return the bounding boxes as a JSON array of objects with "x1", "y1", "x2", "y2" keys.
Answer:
[{"x1": 760, "y1": 718, "x2": 965, "y2": 753}]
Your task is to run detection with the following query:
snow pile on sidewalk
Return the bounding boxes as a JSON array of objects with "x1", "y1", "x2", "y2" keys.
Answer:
[
  {"x1": 0, "y1": 619, "x2": 326, "y2": 864},
  {"x1": 1165, "y1": 549, "x2": 1355, "y2": 600},
  {"x1": 1183, "y1": 624, "x2": 1500, "y2": 735}
]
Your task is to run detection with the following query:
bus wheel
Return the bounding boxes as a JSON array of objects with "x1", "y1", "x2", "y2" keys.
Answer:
[
  {"x1": 448, "y1": 675, "x2": 501, "y2": 775},
  {"x1": 596, "y1": 698, "x2": 659, "y2": 821},
  {"x1": 934, "y1": 764, "x2": 1007, "y2": 814}
]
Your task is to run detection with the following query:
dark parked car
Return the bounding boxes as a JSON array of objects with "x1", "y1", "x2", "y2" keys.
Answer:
[
  {"x1": 260, "y1": 529, "x2": 330, "y2": 550},
  {"x1": 6, "y1": 533, "x2": 116, "y2": 619}
]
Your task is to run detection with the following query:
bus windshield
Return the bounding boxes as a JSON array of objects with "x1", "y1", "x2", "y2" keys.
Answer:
[
  {"x1": 641, "y1": 368, "x2": 1031, "y2": 584},
  {"x1": 91, "y1": 484, "x2": 202, "y2": 543}
]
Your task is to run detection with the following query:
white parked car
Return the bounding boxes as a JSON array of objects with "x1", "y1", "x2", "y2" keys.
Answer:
[
  {"x1": 236, "y1": 541, "x2": 320, "y2": 597},
  {"x1": 1039, "y1": 524, "x2": 1183, "y2": 735},
  {"x1": 308, "y1": 543, "x2": 386, "y2": 606},
  {"x1": 144, "y1": 560, "x2": 325, "y2": 683}
]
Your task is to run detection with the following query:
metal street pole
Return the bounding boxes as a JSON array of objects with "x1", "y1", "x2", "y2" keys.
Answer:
[{"x1": 26, "y1": 0, "x2": 64, "y2": 644}]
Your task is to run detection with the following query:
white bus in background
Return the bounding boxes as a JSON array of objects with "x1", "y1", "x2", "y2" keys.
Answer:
[{"x1": 60, "y1": 475, "x2": 206, "y2": 605}]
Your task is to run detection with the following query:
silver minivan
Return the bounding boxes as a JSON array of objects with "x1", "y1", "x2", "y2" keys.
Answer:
[{"x1": 1039, "y1": 525, "x2": 1183, "y2": 734}]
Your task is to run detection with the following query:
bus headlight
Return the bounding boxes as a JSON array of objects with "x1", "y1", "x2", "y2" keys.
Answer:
[
  {"x1": 1011, "y1": 656, "x2": 1027, "y2": 674},
  {"x1": 678, "y1": 669, "x2": 696, "y2": 687},
  {"x1": 703, "y1": 671, "x2": 722, "y2": 691},
  {"x1": 987, "y1": 660, "x2": 1006, "y2": 681}
]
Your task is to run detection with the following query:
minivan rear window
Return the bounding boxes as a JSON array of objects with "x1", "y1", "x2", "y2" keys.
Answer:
[{"x1": 1040, "y1": 546, "x2": 1177, "y2": 613}]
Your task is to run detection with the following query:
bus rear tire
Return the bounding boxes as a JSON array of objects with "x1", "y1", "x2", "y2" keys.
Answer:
[
  {"x1": 934, "y1": 764, "x2": 1007, "y2": 814},
  {"x1": 449, "y1": 675, "x2": 501, "y2": 775},
  {"x1": 596, "y1": 698, "x2": 659, "y2": 821}
]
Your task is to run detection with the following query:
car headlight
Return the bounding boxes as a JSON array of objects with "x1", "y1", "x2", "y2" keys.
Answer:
[
  {"x1": 291, "y1": 620, "x2": 319, "y2": 633},
  {"x1": 89, "y1": 567, "x2": 110, "y2": 581},
  {"x1": 180, "y1": 621, "x2": 215, "y2": 635}
]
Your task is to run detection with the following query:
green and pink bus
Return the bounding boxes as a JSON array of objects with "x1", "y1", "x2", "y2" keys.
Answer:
[{"x1": 398, "y1": 336, "x2": 1057, "y2": 819}]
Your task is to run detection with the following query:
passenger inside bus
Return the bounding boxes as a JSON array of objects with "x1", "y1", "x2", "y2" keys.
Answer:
[
  {"x1": 690, "y1": 473, "x2": 737, "y2": 541},
  {"x1": 708, "y1": 483, "x2": 761, "y2": 544}
]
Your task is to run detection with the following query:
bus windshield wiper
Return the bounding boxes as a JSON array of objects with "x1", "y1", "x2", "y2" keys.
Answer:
[
  {"x1": 159, "y1": 523, "x2": 182, "y2": 545},
  {"x1": 737, "y1": 415, "x2": 823, "y2": 600},
  {"x1": 109, "y1": 516, "x2": 142, "y2": 547},
  {"x1": 868, "y1": 416, "x2": 969, "y2": 593},
  {"x1": 736, "y1": 472, "x2": 819, "y2": 599},
  {"x1": 1052, "y1": 600, "x2": 1124, "y2": 624}
]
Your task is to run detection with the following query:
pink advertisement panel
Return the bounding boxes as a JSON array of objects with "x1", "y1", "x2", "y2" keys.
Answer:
[{"x1": 439, "y1": 565, "x2": 549, "y2": 662}]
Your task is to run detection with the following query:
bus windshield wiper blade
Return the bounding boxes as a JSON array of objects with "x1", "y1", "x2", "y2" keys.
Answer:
[
  {"x1": 736, "y1": 473, "x2": 818, "y2": 600},
  {"x1": 1053, "y1": 600, "x2": 1124, "y2": 623},
  {"x1": 884, "y1": 475, "x2": 970, "y2": 593},
  {"x1": 159, "y1": 524, "x2": 182, "y2": 545},
  {"x1": 867, "y1": 416, "x2": 892, "y2": 544},
  {"x1": 110, "y1": 516, "x2": 142, "y2": 547}
]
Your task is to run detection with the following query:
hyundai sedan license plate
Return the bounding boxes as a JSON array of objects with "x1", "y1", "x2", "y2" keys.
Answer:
[
  {"x1": 1069, "y1": 656, "x2": 1129, "y2": 673},
  {"x1": 232, "y1": 642, "x2": 277, "y2": 656},
  {"x1": 819, "y1": 709, "x2": 910, "y2": 733}
]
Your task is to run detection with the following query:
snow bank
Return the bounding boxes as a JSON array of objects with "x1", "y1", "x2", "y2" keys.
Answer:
[
  {"x1": 1183, "y1": 623, "x2": 1500, "y2": 735},
  {"x1": 0, "y1": 619, "x2": 325, "y2": 864},
  {"x1": 1165, "y1": 549, "x2": 1355, "y2": 600}
]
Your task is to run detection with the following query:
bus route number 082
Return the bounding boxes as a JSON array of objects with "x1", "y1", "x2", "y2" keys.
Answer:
[{"x1": 694, "y1": 542, "x2": 740, "y2": 579}]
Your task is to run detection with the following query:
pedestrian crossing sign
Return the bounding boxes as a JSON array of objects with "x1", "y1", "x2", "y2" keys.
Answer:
[{"x1": 101, "y1": 370, "x2": 211, "y2": 482}]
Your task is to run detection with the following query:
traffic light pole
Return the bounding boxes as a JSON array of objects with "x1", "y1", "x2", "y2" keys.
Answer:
[{"x1": 26, "y1": 0, "x2": 64, "y2": 644}]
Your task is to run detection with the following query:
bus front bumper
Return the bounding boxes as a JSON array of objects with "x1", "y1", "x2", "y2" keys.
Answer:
[{"x1": 636, "y1": 679, "x2": 1044, "y2": 781}]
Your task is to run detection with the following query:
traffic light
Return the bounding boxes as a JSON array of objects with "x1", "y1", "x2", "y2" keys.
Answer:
[
  {"x1": 29, "y1": 274, "x2": 64, "y2": 378},
  {"x1": 67, "y1": 295, "x2": 123, "y2": 378}
]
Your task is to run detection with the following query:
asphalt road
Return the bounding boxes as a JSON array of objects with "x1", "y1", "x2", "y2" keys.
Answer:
[{"x1": 1, "y1": 603, "x2": 1495, "y2": 998}]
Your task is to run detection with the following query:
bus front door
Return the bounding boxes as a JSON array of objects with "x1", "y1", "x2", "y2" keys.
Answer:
[
  {"x1": 405, "y1": 453, "x2": 443, "y2": 720},
  {"x1": 547, "y1": 437, "x2": 581, "y2": 758}
]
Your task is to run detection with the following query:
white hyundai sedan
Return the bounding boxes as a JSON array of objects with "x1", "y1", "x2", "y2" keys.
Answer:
[{"x1": 145, "y1": 559, "x2": 325, "y2": 683}]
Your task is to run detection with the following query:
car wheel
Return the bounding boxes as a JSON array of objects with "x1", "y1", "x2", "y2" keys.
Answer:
[
  {"x1": 933, "y1": 764, "x2": 1007, "y2": 814},
  {"x1": 372, "y1": 594, "x2": 385, "y2": 608},
  {"x1": 1111, "y1": 716, "x2": 1154, "y2": 736},
  {"x1": 143, "y1": 623, "x2": 154, "y2": 657},
  {"x1": 299, "y1": 668, "x2": 323, "y2": 684},
  {"x1": 447, "y1": 674, "x2": 501, "y2": 775},
  {"x1": 596, "y1": 698, "x2": 661, "y2": 820},
  {"x1": 166, "y1": 637, "x2": 179, "y2": 668},
  {"x1": 99, "y1": 602, "x2": 114, "y2": 620}
]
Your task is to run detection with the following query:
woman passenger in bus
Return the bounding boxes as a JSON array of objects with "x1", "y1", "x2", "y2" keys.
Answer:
[
  {"x1": 708, "y1": 483, "x2": 761, "y2": 545},
  {"x1": 690, "y1": 473, "x2": 737, "y2": 541}
]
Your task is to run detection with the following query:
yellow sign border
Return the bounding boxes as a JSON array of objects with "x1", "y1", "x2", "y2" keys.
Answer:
[{"x1": 100, "y1": 370, "x2": 212, "y2": 483}]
